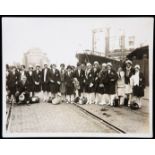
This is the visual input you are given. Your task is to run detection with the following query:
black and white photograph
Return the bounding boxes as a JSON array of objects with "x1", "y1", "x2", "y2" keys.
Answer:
[{"x1": 2, "y1": 17, "x2": 153, "y2": 138}]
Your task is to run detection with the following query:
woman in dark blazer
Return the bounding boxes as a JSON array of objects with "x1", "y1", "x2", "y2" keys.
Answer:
[
  {"x1": 65, "y1": 65, "x2": 75, "y2": 103},
  {"x1": 49, "y1": 64, "x2": 61, "y2": 97},
  {"x1": 73, "y1": 62, "x2": 85, "y2": 97},
  {"x1": 85, "y1": 63, "x2": 95, "y2": 104},
  {"x1": 33, "y1": 64, "x2": 42, "y2": 94},
  {"x1": 105, "y1": 62, "x2": 118, "y2": 106},
  {"x1": 60, "y1": 64, "x2": 67, "y2": 101},
  {"x1": 7, "y1": 66, "x2": 19, "y2": 103},
  {"x1": 96, "y1": 63, "x2": 108, "y2": 105},
  {"x1": 26, "y1": 65, "x2": 35, "y2": 97},
  {"x1": 41, "y1": 63, "x2": 51, "y2": 102}
]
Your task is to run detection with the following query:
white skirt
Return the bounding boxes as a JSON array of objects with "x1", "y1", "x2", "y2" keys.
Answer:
[
  {"x1": 117, "y1": 87, "x2": 125, "y2": 96},
  {"x1": 125, "y1": 84, "x2": 132, "y2": 94}
]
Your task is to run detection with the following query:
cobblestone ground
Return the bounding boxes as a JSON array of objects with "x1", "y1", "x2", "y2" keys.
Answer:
[
  {"x1": 7, "y1": 87, "x2": 150, "y2": 134},
  {"x1": 78, "y1": 99, "x2": 149, "y2": 134},
  {"x1": 8, "y1": 102, "x2": 116, "y2": 133}
]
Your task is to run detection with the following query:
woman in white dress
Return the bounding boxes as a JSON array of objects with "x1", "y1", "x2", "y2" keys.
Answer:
[{"x1": 116, "y1": 67, "x2": 125, "y2": 106}]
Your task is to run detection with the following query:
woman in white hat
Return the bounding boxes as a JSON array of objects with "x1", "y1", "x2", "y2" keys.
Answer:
[
  {"x1": 85, "y1": 63, "x2": 95, "y2": 104},
  {"x1": 41, "y1": 63, "x2": 51, "y2": 102},
  {"x1": 124, "y1": 59, "x2": 135, "y2": 106},
  {"x1": 105, "y1": 62, "x2": 118, "y2": 106},
  {"x1": 130, "y1": 64, "x2": 145, "y2": 108},
  {"x1": 96, "y1": 63, "x2": 107, "y2": 105},
  {"x1": 93, "y1": 61, "x2": 101, "y2": 104},
  {"x1": 65, "y1": 65, "x2": 75, "y2": 103}
]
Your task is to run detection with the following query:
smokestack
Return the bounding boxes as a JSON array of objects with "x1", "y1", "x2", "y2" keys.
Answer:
[
  {"x1": 105, "y1": 27, "x2": 110, "y2": 57},
  {"x1": 128, "y1": 36, "x2": 135, "y2": 49},
  {"x1": 119, "y1": 30, "x2": 125, "y2": 50}
]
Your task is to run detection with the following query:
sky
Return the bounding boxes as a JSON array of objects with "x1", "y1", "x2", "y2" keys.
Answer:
[{"x1": 2, "y1": 17, "x2": 154, "y2": 66}]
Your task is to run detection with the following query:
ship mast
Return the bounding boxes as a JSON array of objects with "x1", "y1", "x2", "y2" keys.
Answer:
[{"x1": 92, "y1": 28, "x2": 103, "y2": 54}]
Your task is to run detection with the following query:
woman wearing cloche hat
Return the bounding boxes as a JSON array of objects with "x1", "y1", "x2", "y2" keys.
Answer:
[
  {"x1": 130, "y1": 64, "x2": 145, "y2": 108},
  {"x1": 124, "y1": 59, "x2": 135, "y2": 107}
]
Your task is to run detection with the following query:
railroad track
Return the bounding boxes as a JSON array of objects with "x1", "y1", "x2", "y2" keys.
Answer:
[
  {"x1": 6, "y1": 102, "x2": 13, "y2": 130},
  {"x1": 72, "y1": 103, "x2": 126, "y2": 134}
]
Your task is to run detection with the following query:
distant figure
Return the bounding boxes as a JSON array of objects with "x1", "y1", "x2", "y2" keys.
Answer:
[{"x1": 130, "y1": 65, "x2": 145, "y2": 108}]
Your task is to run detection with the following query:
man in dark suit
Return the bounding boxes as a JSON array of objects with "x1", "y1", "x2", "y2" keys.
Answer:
[
  {"x1": 49, "y1": 64, "x2": 61, "y2": 98},
  {"x1": 73, "y1": 62, "x2": 85, "y2": 97},
  {"x1": 41, "y1": 63, "x2": 51, "y2": 102}
]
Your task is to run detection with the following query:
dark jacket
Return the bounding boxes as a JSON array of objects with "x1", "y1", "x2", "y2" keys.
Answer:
[
  {"x1": 65, "y1": 71, "x2": 75, "y2": 95},
  {"x1": 96, "y1": 70, "x2": 108, "y2": 94},
  {"x1": 41, "y1": 68, "x2": 51, "y2": 83},
  {"x1": 33, "y1": 70, "x2": 42, "y2": 92},
  {"x1": 7, "y1": 71, "x2": 19, "y2": 94},
  {"x1": 26, "y1": 71, "x2": 35, "y2": 92},
  {"x1": 124, "y1": 67, "x2": 135, "y2": 84},
  {"x1": 49, "y1": 69, "x2": 61, "y2": 93},
  {"x1": 85, "y1": 69, "x2": 95, "y2": 93},
  {"x1": 73, "y1": 69, "x2": 85, "y2": 89},
  {"x1": 17, "y1": 80, "x2": 29, "y2": 94},
  {"x1": 133, "y1": 72, "x2": 145, "y2": 97},
  {"x1": 93, "y1": 68, "x2": 101, "y2": 92},
  {"x1": 105, "y1": 69, "x2": 118, "y2": 94}
]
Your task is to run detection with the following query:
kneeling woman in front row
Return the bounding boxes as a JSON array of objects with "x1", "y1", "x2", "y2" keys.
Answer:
[
  {"x1": 15, "y1": 76, "x2": 30, "y2": 105},
  {"x1": 130, "y1": 65, "x2": 145, "y2": 108}
]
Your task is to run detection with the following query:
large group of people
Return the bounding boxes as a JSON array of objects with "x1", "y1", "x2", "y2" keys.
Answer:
[{"x1": 6, "y1": 59, "x2": 145, "y2": 109}]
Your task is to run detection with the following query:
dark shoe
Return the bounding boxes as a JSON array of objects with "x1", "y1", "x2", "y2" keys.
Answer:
[{"x1": 26, "y1": 101, "x2": 30, "y2": 106}]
